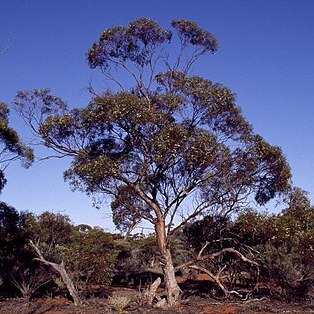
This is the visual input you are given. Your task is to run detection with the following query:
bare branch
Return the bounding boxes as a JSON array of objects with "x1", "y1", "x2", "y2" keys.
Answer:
[
  {"x1": 189, "y1": 264, "x2": 228, "y2": 296},
  {"x1": 29, "y1": 240, "x2": 82, "y2": 306},
  {"x1": 175, "y1": 247, "x2": 258, "y2": 272}
]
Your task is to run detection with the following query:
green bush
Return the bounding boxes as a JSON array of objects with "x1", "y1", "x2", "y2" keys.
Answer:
[{"x1": 61, "y1": 227, "x2": 118, "y2": 287}]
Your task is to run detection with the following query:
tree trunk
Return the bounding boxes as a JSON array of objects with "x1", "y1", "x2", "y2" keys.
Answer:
[
  {"x1": 155, "y1": 219, "x2": 181, "y2": 306},
  {"x1": 162, "y1": 248, "x2": 181, "y2": 305}
]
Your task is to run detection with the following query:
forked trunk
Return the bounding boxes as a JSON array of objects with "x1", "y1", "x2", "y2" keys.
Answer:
[{"x1": 155, "y1": 219, "x2": 181, "y2": 306}]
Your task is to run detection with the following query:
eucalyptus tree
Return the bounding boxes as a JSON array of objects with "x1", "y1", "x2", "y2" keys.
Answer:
[{"x1": 14, "y1": 19, "x2": 291, "y2": 305}]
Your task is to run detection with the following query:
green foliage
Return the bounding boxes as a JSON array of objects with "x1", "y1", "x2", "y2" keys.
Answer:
[
  {"x1": 114, "y1": 235, "x2": 158, "y2": 275},
  {"x1": 171, "y1": 19, "x2": 218, "y2": 51},
  {"x1": 28, "y1": 211, "x2": 120, "y2": 287},
  {"x1": 0, "y1": 203, "x2": 38, "y2": 297},
  {"x1": 182, "y1": 189, "x2": 314, "y2": 300},
  {"x1": 25, "y1": 211, "x2": 75, "y2": 263},
  {"x1": 88, "y1": 18, "x2": 172, "y2": 69},
  {"x1": 235, "y1": 188, "x2": 314, "y2": 300},
  {"x1": 108, "y1": 293, "x2": 130, "y2": 314},
  {"x1": 256, "y1": 241, "x2": 309, "y2": 301},
  {"x1": 183, "y1": 215, "x2": 235, "y2": 253},
  {"x1": 0, "y1": 203, "x2": 29, "y2": 275},
  {"x1": 111, "y1": 186, "x2": 152, "y2": 232},
  {"x1": 61, "y1": 228, "x2": 118, "y2": 286},
  {"x1": 170, "y1": 235, "x2": 195, "y2": 267},
  {"x1": 14, "y1": 89, "x2": 67, "y2": 124},
  {"x1": 0, "y1": 103, "x2": 33, "y2": 166},
  {"x1": 29, "y1": 211, "x2": 74, "y2": 244},
  {"x1": 234, "y1": 210, "x2": 271, "y2": 245},
  {"x1": 0, "y1": 102, "x2": 33, "y2": 192}
]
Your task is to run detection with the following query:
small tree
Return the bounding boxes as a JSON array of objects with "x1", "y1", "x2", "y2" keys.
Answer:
[{"x1": 14, "y1": 19, "x2": 291, "y2": 306}]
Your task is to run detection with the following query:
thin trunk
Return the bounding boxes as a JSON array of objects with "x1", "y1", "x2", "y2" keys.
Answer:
[{"x1": 155, "y1": 219, "x2": 181, "y2": 306}]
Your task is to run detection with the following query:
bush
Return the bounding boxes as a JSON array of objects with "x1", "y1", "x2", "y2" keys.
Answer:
[
  {"x1": 108, "y1": 293, "x2": 130, "y2": 314},
  {"x1": 61, "y1": 227, "x2": 118, "y2": 288}
]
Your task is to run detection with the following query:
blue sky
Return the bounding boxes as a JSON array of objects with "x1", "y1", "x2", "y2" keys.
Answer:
[{"x1": 0, "y1": 0, "x2": 314, "y2": 229}]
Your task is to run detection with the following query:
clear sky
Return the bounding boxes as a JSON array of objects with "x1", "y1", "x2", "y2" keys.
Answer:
[{"x1": 0, "y1": 0, "x2": 314, "y2": 230}]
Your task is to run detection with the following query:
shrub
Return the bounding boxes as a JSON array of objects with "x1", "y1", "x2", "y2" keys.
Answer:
[{"x1": 108, "y1": 293, "x2": 130, "y2": 314}]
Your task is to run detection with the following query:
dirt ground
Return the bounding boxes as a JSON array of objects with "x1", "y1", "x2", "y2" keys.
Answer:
[{"x1": 1, "y1": 286, "x2": 314, "y2": 314}]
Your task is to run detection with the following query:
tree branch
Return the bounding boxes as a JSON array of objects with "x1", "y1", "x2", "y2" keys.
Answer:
[{"x1": 175, "y1": 247, "x2": 258, "y2": 272}]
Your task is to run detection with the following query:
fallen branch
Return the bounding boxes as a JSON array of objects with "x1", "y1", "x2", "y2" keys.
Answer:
[
  {"x1": 189, "y1": 264, "x2": 228, "y2": 296},
  {"x1": 143, "y1": 277, "x2": 161, "y2": 305},
  {"x1": 175, "y1": 246, "x2": 259, "y2": 299},
  {"x1": 175, "y1": 247, "x2": 259, "y2": 272},
  {"x1": 29, "y1": 240, "x2": 82, "y2": 306}
]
